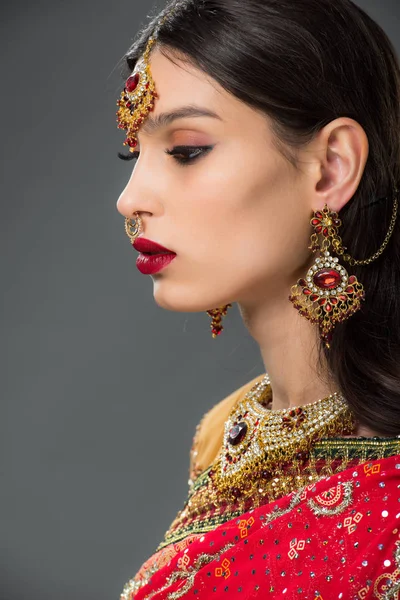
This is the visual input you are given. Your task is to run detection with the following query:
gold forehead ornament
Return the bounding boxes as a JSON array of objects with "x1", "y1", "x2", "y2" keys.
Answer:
[{"x1": 116, "y1": 36, "x2": 158, "y2": 152}]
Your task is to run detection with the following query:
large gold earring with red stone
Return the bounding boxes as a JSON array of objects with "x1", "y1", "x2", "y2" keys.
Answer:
[
  {"x1": 289, "y1": 205, "x2": 365, "y2": 348},
  {"x1": 206, "y1": 304, "x2": 232, "y2": 338}
]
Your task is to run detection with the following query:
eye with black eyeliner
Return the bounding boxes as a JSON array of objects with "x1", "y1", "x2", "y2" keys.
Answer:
[
  {"x1": 117, "y1": 145, "x2": 214, "y2": 166},
  {"x1": 165, "y1": 145, "x2": 214, "y2": 166}
]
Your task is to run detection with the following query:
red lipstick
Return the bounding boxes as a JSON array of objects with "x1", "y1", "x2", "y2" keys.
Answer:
[{"x1": 132, "y1": 237, "x2": 177, "y2": 275}]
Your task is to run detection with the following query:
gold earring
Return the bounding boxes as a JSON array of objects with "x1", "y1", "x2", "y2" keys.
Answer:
[
  {"x1": 124, "y1": 212, "x2": 143, "y2": 243},
  {"x1": 206, "y1": 304, "x2": 232, "y2": 338},
  {"x1": 289, "y1": 204, "x2": 365, "y2": 348},
  {"x1": 289, "y1": 192, "x2": 398, "y2": 348}
]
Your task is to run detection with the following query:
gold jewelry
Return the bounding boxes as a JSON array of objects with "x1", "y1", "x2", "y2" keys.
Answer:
[
  {"x1": 124, "y1": 212, "x2": 143, "y2": 243},
  {"x1": 116, "y1": 9, "x2": 175, "y2": 151},
  {"x1": 211, "y1": 374, "x2": 355, "y2": 498},
  {"x1": 331, "y1": 192, "x2": 398, "y2": 266},
  {"x1": 206, "y1": 304, "x2": 232, "y2": 338},
  {"x1": 289, "y1": 193, "x2": 398, "y2": 348},
  {"x1": 116, "y1": 41, "x2": 158, "y2": 151}
]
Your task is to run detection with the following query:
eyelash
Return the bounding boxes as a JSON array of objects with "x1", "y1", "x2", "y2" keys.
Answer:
[{"x1": 117, "y1": 145, "x2": 214, "y2": 167}]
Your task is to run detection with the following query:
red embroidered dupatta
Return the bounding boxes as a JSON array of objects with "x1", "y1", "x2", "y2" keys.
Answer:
[{"x1": 123, "y1": 451, "x2": 400, "y2": 600}]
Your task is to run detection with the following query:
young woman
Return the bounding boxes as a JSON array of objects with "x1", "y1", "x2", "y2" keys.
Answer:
[{"x1": 115, "y1": 0, "x2": 400, "y2": 597}]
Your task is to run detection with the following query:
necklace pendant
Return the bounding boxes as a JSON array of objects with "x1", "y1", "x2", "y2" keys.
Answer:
[
  {"x1": 211, "y1": 373, "x2": 356, "y2": 500},
  {"x1": 228, "y1": 421, "x2": 248, "y2": 446}
]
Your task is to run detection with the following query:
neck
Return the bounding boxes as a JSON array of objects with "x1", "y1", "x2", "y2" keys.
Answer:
[
  {"x1": 239, "y1": 291, "x2": 335, "y2": 410},
  {"x1": 238, "y1": 290, "x2": 380, "y2": 437}
]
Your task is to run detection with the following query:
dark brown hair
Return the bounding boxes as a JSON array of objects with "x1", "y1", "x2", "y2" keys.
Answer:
[{"x1": 124, "y1": 0, "x2": 400, "y2": 435}]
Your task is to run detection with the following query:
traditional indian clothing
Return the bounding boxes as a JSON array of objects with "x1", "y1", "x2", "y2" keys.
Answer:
[{"x1": 121, "y1": 375, "x2": 400, "y2": 600}]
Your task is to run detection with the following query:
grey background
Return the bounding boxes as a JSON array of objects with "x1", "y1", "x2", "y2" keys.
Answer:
[{"x1": 1, "y1": 1, "x2": 399, "y2": 599}]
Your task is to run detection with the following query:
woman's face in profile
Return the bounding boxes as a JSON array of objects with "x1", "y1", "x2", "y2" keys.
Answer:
[{"x1": 117, "y1": 49, "x2": 315, "y2": 312}]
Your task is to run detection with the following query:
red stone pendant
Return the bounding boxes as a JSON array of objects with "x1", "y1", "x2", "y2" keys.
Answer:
[
  {"x1": 228, "y1": 422, "x2": 248, "y2": 446},
  {"x1": 126, "y1": 73, "x2": 140, "y2": 93},
  {"x1": 313, "y1": 268, "x2": 341, "y2": 290}
]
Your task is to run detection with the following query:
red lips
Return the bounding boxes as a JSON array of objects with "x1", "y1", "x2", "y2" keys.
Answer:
[
  {"x1": 132, "y1": 237, "x2": 175, "y2": 255},
  {"x1": 132, "y1": 237, "x2": 177, "y2": 275}
]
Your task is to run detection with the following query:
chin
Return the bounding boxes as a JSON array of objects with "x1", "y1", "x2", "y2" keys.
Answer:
[{"x1": 152, "y1": 280, "x2": 231, "y2": 313}]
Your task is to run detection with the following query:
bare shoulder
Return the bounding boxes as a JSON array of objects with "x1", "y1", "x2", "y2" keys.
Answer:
[{"x1": 189, "y1": 374, "x2": 265, "y2": 483}]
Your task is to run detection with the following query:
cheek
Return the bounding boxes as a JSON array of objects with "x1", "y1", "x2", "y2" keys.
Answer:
[{"x1": 177, "y1": 153, "x2": 288, "y2": 265}]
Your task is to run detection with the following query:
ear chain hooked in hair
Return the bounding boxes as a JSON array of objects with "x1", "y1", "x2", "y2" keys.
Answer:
[{"x1": 330, "y1": 190, "x2": 399, "y2": 267}]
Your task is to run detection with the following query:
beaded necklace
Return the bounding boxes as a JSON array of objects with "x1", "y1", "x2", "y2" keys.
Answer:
[{"x1": 210, "y1": 374, "x2": 356, "y2": 497}]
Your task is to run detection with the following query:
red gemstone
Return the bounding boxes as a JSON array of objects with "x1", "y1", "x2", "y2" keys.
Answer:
[
  {"x1": 313, "y1": 269, "x2": 341, "y2": 290},
  {"x1": 323, "y1": 227, "x2": 329, "y2": 237},
  {"x1": 311, "y1": 219, "x2": 320, "y2": 226},
  {"x1": 298, "y1": 279, "x2": 307, "y2": 287},
  {"x1": 315, "y1": 225, "x2": 323, "y2": 234},
  {"x1": 325, "y1": 303, "x2": 332, "y2": 312},
  {"x1": 228, "y1": 422, "x2": 248, "y2": 446},
  {"x1": 331, "y1": 297, "x2": 338, "y2": 305},
  {"x1": 127, "y1": 138, "x2": 138, "y2": 148},
  {"x1": 310, "y1": 294, "x2": 319, "y2": 302},
  {"x1": 345, "y1": 286, "x2": 354, "y2": 294},
  {"x1": 338, "y1": 294, "x2": 347, "y2": 302},
  {"x1": 315, "y1": 211, "x2": 323, "y2": 219},
  {"x1": 348, "y1": 275, "x2": 356, "y2": 284},
  {"x1": 303, "y1": 288, "x2": 312, "y2": 296},
  {"x1": 318, "y1": 297, "x2": 327, "y2": 306},
  {"x1": 126, "y1": 73, "x2": 140, "y2": 92}
]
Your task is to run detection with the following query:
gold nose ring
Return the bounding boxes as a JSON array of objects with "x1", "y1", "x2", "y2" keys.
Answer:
[{"x1": 125, "y1": 212, "x2": 143, "y2": 243}]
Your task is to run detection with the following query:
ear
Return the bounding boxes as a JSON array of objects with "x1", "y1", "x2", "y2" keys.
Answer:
[{"x1": 306, "y1": 117, "x2": 369, "y2": 213}]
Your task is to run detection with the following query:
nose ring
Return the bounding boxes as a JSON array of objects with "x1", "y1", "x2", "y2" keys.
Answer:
[{"x1": 125, "y1": 212, "x2": 143, "y2": 243}]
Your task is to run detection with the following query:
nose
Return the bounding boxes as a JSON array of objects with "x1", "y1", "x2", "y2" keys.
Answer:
[
  {"x1": 116, "y1": 183, "x2": 142, "y2": 220},
  {"x1": 116, "y1": 162, "x2": 161, "y2": 220}
]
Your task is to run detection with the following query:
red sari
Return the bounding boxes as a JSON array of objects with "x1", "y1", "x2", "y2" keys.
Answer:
[{"x1": 122, "y1": 438, "x2": 400, "y2": 600}]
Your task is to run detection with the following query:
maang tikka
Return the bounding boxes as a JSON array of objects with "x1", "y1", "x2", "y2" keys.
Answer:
[
  {"x1": 117, "y1": 5, "x2": 231, "y2": 339},
  {"x1": 289, "y1": 193, "x2": 398, "y2": 348}
]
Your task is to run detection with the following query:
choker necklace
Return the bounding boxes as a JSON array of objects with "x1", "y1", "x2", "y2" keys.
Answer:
[{"x1": 210, "y1": 374, "x2": 356, "y2": 496}]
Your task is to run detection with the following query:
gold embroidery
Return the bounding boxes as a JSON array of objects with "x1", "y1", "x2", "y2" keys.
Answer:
[
  {"x1": 238, "y1": 516, "x2": 255, "y2": 538},
  {"x1": 307, "y1": 481, "x2": 353, "y2": 516},
  {"x1": 142, "y1": 543, "x2": 234, "y2": 600},
  {"x1": 160, "y1": 438, "x2": 400, "y2": 550},
  {"x1": 121, "y1": 431, "x2": 400, "y2": 599},
  {"x1": 215, "y1": 558, "x2": 231, "y2": 579},
  {"x1": 121, "y1": 536, "x2": 200, "y2": 600},
  {"x1": 288, "y1": 538, "x2": 306, "y2": 560},
  {"x1": 120, "y1": 562, "x2": 159, "y2": 600},
  {"x1": 263, "y1": 490, "x2": 303, "y2": 525},
  {"x1": 343, "y1": 511, "x2": 363, "y2": 535},
  {"x1": 374, "y1": 540, "x2": 400, "y2": 600}
]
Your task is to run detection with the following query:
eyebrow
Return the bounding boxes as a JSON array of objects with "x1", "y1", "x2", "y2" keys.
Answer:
[{"x1": 141, "y1": 105, "x2": 223, "y2": 134}]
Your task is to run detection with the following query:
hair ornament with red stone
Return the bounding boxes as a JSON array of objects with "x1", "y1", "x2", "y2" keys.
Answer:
[
  {"x1": 116, "y1": 39, "x2": 158, "y2": 152},
  {"x1": 116, "y1": 4, "x2": 181, "y2": 151}
]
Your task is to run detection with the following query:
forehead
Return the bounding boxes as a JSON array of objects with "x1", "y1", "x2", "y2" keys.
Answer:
[
  {"x1": 137, "y1": 48, "x2": 272, "y2": 141},
  {"x1": 148, "y1": 49, "x2": 224, "y2": 107}
]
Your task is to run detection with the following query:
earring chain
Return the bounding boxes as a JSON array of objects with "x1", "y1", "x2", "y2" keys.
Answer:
[{"x1": 321, "y1": 194, "x2": 398, "y2": 267}]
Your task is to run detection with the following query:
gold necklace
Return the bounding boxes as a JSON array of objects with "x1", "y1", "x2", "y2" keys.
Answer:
[{"x1": 211, "y1": 374, "x2": 356, "y2": 496}]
